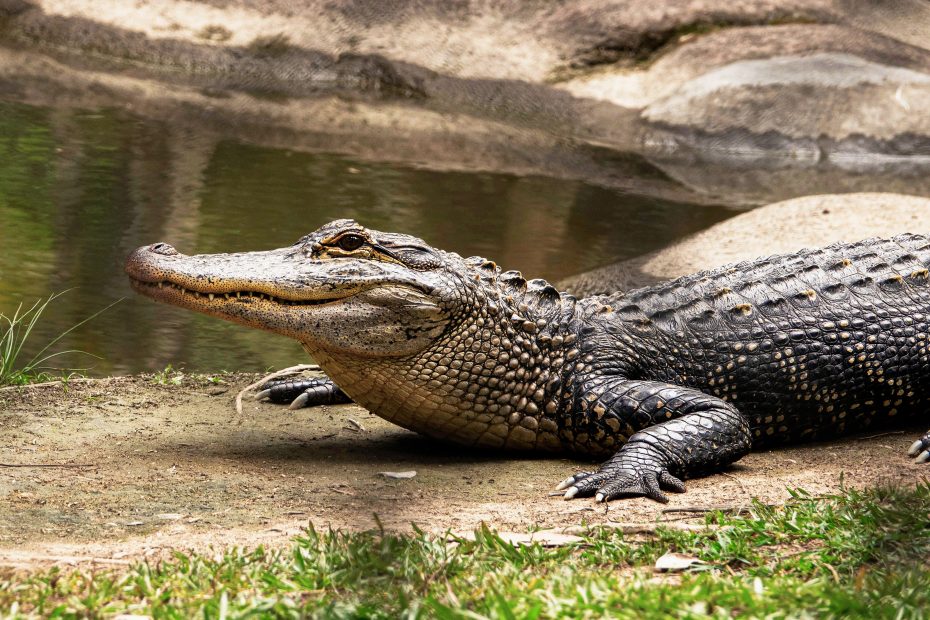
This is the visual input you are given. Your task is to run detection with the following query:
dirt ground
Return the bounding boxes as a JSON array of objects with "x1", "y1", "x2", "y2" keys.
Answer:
[{"x1": 0, "y1": 373, "x2": 926, "y2": 570}]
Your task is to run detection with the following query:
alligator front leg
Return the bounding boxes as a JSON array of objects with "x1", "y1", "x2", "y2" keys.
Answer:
[
  {"x1": 256, "y1": 376, "x2": 352, "y2": 409},
  {"x1": 558, "y1": 380, "x2": 752, "y2": 503}
]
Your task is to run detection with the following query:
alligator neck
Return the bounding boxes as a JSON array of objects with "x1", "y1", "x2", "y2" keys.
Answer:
[{"x1": 303, "y1": 267, "x2": 584, "y2": 451}]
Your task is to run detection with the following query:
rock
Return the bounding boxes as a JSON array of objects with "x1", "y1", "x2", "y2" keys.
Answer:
[
  {"x1": 559, "y1": 23, "x2": 928, "y2": 109},
  {"x1": 559, "y1": 192, "x2": 930, "y2": 296},
  {"x1": 654, "y1": 551, "x2": 705, "y2": 572},
  {"x1": 4, "y1": 1, "x2": 930, "y2": 189},
  {"x1": 379, "y1": 470, "x2": 417, "y2": 479},
  {"x1": 843, "y1": 0, "x2": 930, "y2": 57},
  {"x1": 639, "y1": 192, "x2": 930, "y2": 277},
  {"x1": 641, "y1": 47, "x2": 930, "y2": 166},
  {"x1": 456, "y1": 530, "x2": 584, "y2": 547},
  {"x1": 10, "y1": 0, "x2": 843, "y2": 83}
]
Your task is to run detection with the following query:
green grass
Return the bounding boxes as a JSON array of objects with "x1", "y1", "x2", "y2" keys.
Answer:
[
  {"x1": 2, "y1": 483, "x2": 929, "y2": 618},
  {"x1": 0, "y1": 292, "x2": 119, "y2": 386}
]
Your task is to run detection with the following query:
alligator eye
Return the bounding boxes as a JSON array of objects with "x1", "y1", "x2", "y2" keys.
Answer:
[{"x1": 336, "y1": 233, "x2": 366, "y2": 251}]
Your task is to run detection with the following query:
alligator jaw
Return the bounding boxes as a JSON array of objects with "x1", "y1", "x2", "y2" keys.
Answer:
[
  {"x1": 125, "y1": 239, "x2": 448, "y2": 356},
  {"x1": 125, "y1": 243, "x2": 358, "y2": 338},
  {"x1": 127, "y1": 277, "x2": 345, "y2": 309}
]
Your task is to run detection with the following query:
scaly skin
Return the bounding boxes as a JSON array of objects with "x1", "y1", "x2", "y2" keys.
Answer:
[{"x1": 125, "y1": 220, "x2": 930, "y2": 503}]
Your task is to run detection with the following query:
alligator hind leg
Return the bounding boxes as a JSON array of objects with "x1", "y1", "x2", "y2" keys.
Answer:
[
  {"x1": 256, "y1": 377, "x2": 352, "y2": 409},
  {"x1": 908, "y1": 431, "x2": 930, "y2": 463}
]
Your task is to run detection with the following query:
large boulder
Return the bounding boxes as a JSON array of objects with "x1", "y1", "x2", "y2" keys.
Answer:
[
  {"x1": 3, "y1": 0, "x2": 841, "y2": 82},
  {"x1": 560, "y1": 21, "x2": 930, "y2": 166},
  {"x1": 558, "y1": 192, "x2": 930, "y2": 296}
]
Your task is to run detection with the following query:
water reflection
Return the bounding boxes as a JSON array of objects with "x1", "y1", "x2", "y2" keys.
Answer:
[{"x1": 0, "y1": 101, "x2": 732, "y2": 375}]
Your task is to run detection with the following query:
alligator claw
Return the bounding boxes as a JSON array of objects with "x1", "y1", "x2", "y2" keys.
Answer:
[
  {"x1": 659, "y1": 470, "x2": 687, "y2": 492},
  {"x1": 594, "y1": 470, "x2": 687, "y2": 504},
  {"x1": 908, "y1": 433, "x2": 930, "y2": 463},
  {"x1": 558, "y1": 470, "x2": 609, "y2": 500},
  {"x1": 288, "y1": 392, "x2": 311, "y2": 410},
  {"x1": 555, "y1": 472, "x2": 593, "y2": 491},
  {"x1": 558, "y1": 443, "x2": 686, "y2": 503}
]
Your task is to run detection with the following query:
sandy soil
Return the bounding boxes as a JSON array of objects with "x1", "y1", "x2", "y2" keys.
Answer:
[{"x1": 0, "y1": 373, "x2": 925, "y2": 570}]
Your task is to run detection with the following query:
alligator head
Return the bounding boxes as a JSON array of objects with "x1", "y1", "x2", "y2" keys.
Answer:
[
  {"x1": 126, "y1": 220, "x2": 456, "y2": 358},
  {"x1": 126, "y1": 219, "x2": 577, "y2": 451}
]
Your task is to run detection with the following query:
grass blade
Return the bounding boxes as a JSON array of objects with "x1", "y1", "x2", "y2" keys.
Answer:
[
  {"x1": 0, "y1": 292, "x2": 119, "y2": 386},
  {"x1": 22, "y1": 296, "x2": 122, "y2": 372}
]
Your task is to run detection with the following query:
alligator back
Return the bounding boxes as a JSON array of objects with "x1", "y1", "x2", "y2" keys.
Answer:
[{"x1": 597, "y1": 233, "x2": 930, "y2": 446}]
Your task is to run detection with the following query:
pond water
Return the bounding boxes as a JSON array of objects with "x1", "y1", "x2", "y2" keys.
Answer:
[{"x1": 0, "y1": 100, "x2": 737, "y2": 376}]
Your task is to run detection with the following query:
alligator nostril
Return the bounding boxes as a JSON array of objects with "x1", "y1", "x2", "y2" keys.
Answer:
[{"x1": 151, "y1": 243, "x2": 177, "y2": 256}]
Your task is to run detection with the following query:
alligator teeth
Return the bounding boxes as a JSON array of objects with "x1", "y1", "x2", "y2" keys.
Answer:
[{"x1": 149, "y1": 282, "x2": 298, "y2": 305}]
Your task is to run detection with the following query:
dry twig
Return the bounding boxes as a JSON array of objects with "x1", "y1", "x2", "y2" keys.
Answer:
[
  {"x1": 662, "y1": 504, "x2": 759, "y2": 515},
  {"x1": 563, "y1": 522, "x2": 715, "y2": 536},
  {"x1": 0, "y1": 377, "x2": 101, "y2": 392},
  {"x1": 0, "y1": 462, "x2": 95, "y2": 468},
  {"x1": 859, "y1": 430, "x2": 906, "y2": 440},
  {"x1": 721, "y1": 471, "x2": 749, "y2": 496}
]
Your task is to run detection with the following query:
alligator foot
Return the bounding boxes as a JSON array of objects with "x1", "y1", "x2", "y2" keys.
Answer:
[
  {"x1": 255, "y1": 377, "x2": 352, "y2": 409},
  {"x1": 907, "y1": 431, "x2": 930, "y2": 464},
  {"x1": 556, "y1": 442, "x2": 686, "y2": 504}
]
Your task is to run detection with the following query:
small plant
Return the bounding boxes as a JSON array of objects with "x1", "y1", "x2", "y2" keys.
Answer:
[
  {"x1": 0, "y1": 291, "x2": 119, "y2": 386},
  {"x1": 150, "y1": 363, "x2": 185, "y2": 386},
  {"x1": 148, "y1": 367, "x2": 231, "y2": 387}
]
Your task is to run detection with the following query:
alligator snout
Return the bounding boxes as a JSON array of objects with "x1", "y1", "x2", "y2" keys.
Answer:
[{"x1": 125, "y1": 243, "x2": 180, "y2": 283}]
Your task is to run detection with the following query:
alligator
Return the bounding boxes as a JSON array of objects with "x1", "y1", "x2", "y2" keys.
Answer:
[{"x1": 125, "y1": 219, "x2": 930, "y2": 503}]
